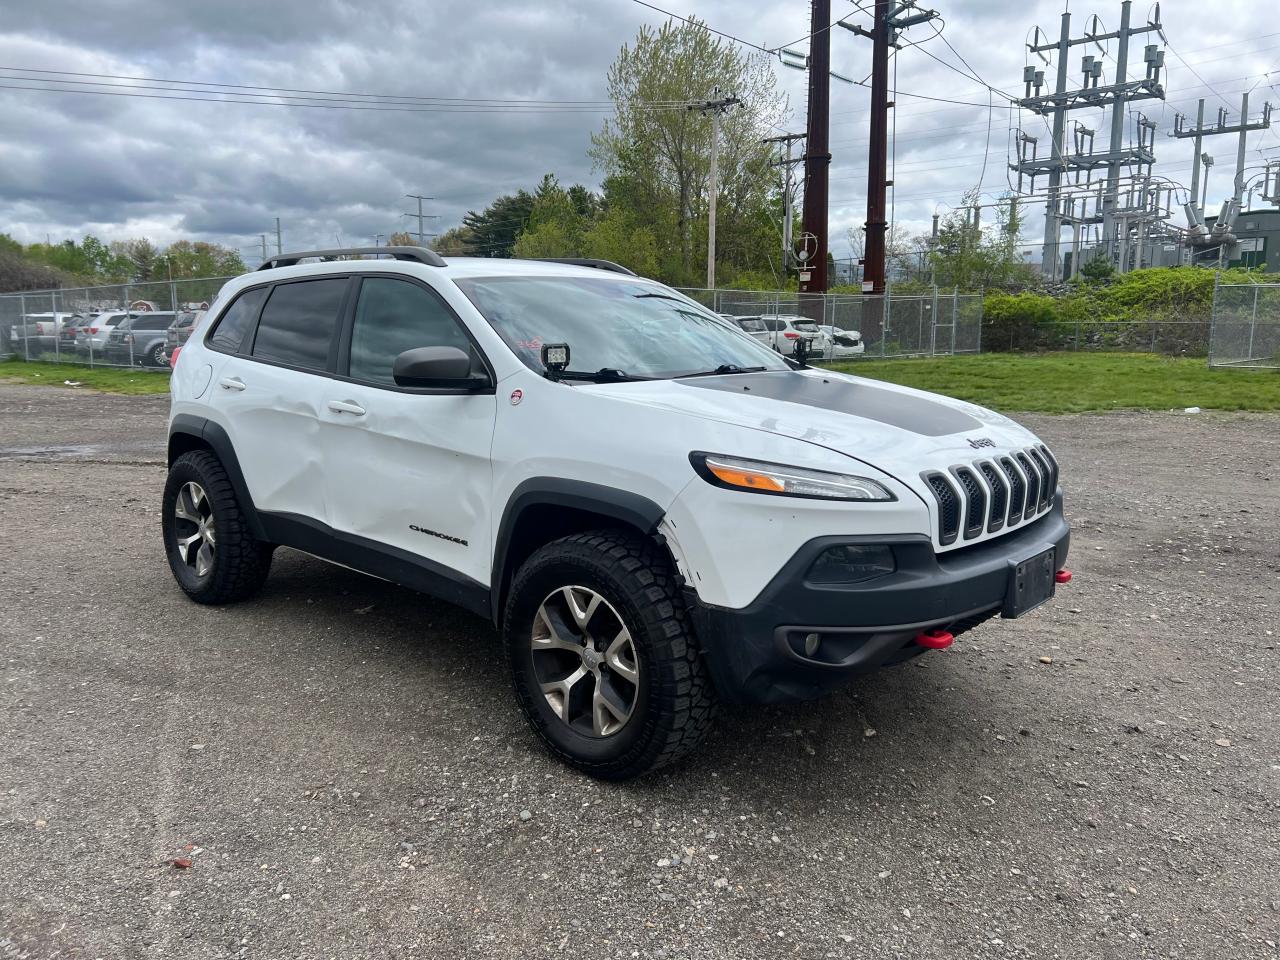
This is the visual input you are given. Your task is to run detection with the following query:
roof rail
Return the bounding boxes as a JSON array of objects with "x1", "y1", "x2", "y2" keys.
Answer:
[
  {"x1": 258, "y1": 245, "x2": 446, "y2": 271},
  {"x1": 532, "y1": 257, "x2": 637, "y2": 276}
]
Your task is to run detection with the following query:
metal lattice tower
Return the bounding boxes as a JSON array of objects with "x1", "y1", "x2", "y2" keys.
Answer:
[{"x1": 1012, "y1": 0, "x2": 1166, "y2": 279}]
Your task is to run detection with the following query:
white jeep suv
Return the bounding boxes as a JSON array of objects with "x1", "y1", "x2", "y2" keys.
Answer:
[{"x1": 164, "y1": 247, "x2": 1070, "y2": 779}]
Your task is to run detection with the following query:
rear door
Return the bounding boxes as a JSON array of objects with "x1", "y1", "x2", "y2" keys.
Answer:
[
  {"x1": 210, "y1": 277, "x2": 350, "y2": 526},
  {"x1": 319, "y1": 274, "x2": 497, "y2": 586}
]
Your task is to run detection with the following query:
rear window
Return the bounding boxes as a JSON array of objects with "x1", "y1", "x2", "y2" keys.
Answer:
[
  {"x1": 250, "y1": 278, "x2": 348, "y2": 370},
  {"x1": 793, "y1": 322, "x2": 820, "y2": 333},
  {"x1": 208, "y1": 287, "x2": 268, "y2": 353},
  {"x1": 736, "y1": 318, "x2": 766, "y2": 333}
]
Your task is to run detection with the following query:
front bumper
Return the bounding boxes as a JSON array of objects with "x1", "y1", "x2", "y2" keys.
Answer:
[{"x1": 688, "y1": 494, "x2": 1070, "y2": 703}]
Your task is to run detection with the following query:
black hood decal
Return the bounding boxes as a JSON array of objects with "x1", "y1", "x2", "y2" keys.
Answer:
[{"x1": 676, "y1": 371, "x2": 980, "y2": 437}]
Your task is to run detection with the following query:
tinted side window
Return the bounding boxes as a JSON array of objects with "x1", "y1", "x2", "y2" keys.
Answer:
[
  {"x1": 348, "y1": 278, "x2": 472, "y2": 385},
  {"x1": 760, "y1": 317, "x2": 781, "y2": 331},
  {"x1": 137, "y1": 317, "x2": 172, "y2": 330},
  {"x1": 251, "y1": 279, "x2": 348, "y2": 370},
  {"x1": 209, "y1": 287, "x2": 268, "y2": 353}
]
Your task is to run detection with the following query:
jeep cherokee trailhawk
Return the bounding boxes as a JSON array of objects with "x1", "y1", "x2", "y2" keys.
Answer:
[{"x1": 163, "y1": 246, "x2": 1071, "y2": 779}]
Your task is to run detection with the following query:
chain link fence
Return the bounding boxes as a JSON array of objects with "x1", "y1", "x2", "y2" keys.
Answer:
[
  {"x1": 0, "y1": 277, "x2": 235, "y2": 368},
  {"x1": 1210, "y1": 282, "x2": 1280, "y2": 369},
  {"x1": 675, "y1": 287, "x2": 983, "y2": 361}
]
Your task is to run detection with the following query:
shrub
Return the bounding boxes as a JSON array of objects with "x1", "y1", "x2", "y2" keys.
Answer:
[{"x1": 983, "y1": 291, "x2": 1060, "y2": 351}]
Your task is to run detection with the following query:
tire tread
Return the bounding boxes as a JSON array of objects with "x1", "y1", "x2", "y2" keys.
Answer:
[{"x1": 504, "y1": 529, "x2": 716, "y2": 779}]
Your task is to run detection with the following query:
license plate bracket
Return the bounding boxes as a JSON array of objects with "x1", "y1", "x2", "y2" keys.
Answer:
[{"x1": 1003, "y1": 547, "x2": 1057, "y2": 618}]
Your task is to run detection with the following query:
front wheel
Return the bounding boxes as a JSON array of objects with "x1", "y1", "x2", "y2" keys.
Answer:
[{"x1": 504, "y1": 530, "x2": 716, "y2": 779}]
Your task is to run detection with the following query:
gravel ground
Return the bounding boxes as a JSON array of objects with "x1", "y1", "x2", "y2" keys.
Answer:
[{"x1": 1, "y1": 384, "x2": 1277, "y2": 960}]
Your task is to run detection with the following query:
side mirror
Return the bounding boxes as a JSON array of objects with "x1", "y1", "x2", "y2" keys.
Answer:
[{"x1": 392, "y1": 346, "x2": 490, "y2": 390}]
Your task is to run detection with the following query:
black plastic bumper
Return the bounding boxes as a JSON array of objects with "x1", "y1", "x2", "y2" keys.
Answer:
[{"x1": 688, "y1": 496, "x2": 1070, "y2": 704}]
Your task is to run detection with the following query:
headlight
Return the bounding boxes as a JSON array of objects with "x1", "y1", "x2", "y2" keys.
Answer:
[{"x1": 690, "y1": 453, "x2": 895, "y2": 501}]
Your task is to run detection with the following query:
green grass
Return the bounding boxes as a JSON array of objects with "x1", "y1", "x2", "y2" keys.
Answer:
[
  {"x1": 4, "y1": 352, "x2": 1279, "y2": 412},
  {"x1": 831, "y1": 352, "x2": 1280, "y2": 414},
  {"x1": 0, "y1": 357, "x2": 171, "y2": 395}
]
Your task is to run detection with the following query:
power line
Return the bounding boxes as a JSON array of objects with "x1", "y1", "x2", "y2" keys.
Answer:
[
  {"x1": 1162, "y1": 37, "x2": 1235, "y2": 111},
  {"x1": 0, "y1": 79, "x2": 693, "y2": 114},
  {"x1": 0, "y1": 65, "x2": 696, "y2": 106},
  {"x1": 628, "y1": 0, "x2": 775, "y2": 53}
]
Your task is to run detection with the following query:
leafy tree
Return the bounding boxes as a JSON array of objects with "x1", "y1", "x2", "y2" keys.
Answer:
[
  {"x1": 924, "y1": 191, "x2": 1035, "y2": 291},
  {"x1": 387, "y1": 231, "x2": 416, "y2": 247},
  {"x1": 581, "y1": 207, "x2": 660, "y2": 277},
  {"x1": 460, "y1": 190, "x2": 536, "y2": 258},
  {"x1": 591, "y1": 17, "x2": 785, "y2": 284},
  {"x1": 512, "y1": 174, "x2": 594, "y2": 259},
  {"x1": 432, "y1": 226, "x2": 474, "y2": 256},
  {"x1": 122, "y1": 238, "x2": 159, "y2": 282},
  {"x1": 160, "y1": 240, "x2": 245, "y2": 279}
]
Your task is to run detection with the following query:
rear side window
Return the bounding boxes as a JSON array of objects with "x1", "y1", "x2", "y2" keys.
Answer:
[
  {"x1": 348, "y1": 277, "x2": 472, "y2": 385},
  {"x1": 209, "y1": 288, "x2": 268, "y2": 353},
  {"x1": 137, "y1": 317, "x2": 172, "y2": 330},
  {"x1": 251, "y1": 279, "x2": 348, "y2": 370}
]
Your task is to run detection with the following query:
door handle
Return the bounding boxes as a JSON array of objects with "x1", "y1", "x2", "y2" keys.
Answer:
[
  {"x1": 327, "y1": 400, "x2": 366, "y2": 416},
  {"x1": 219, "y1": 377, "x2": 246, "y2": 391}
]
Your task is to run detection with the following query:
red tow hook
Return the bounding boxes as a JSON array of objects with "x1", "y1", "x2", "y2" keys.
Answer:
[
  {"x1": 915, "y1": 629, "x2": 954, "y2": 650},
  {"x1": 1055, "y1": 569, "x2": 1073, "y2": 584}
]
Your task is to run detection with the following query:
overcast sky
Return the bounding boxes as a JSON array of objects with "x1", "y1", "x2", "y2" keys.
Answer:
[{"x1": 2, "y1": 0, "x2": 1278, "y2": 268}]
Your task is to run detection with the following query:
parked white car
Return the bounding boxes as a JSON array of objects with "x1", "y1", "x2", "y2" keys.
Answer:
[
  {"x1": 733, "y1": 314, "x2": 828, "y2": 358},
  {"x1": 164, "y1": 247, "x2": 1070, "y2": 779},
  {"x1": 820, "y1": 324, "x2": 865, "y2": 357}
]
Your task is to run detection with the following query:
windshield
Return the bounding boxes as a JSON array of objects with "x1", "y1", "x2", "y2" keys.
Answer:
[{"x1": 455, "y1": 276, "x2": 791, "y2": 379}]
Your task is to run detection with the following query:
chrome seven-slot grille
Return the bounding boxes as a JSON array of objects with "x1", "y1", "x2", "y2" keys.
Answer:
[{"x1": 921, "y1": 445, "x2": 1059, "y2": 546}]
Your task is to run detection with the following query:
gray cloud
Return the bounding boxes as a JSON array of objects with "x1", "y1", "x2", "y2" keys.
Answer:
[{"x1": 2, "y1": 1, "x2": 1277, "y2": 264}]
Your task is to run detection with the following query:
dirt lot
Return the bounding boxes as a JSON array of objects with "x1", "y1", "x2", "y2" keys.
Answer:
[{"x1": 1, "y1": 384, "x2": 1277, "y2": 959}]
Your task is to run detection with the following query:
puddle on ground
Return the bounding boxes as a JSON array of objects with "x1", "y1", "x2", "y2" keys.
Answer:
[{"x1": 0, "y1": 443, "x2": 103, "y2": 460}]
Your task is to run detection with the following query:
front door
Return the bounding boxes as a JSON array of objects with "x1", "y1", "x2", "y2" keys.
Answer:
[{"x1": 319, "y1": 275, "x2": 497, "y2": 588}]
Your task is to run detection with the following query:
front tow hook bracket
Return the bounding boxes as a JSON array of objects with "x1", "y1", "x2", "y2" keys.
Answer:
[{"x1": 915, "y1": 629, "x2": 955, "y2": 650}]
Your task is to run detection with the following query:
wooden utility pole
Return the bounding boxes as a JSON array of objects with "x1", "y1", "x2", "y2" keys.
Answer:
[
  {"x1": 689, "y1": 95, "x2": 740, "y2": 289},
  {"x1": 863, "y1": 0, "x2": 890, "y2": 295},
  {"x1": 799, "y1": 0, "x2": 831, "y2": 294}
]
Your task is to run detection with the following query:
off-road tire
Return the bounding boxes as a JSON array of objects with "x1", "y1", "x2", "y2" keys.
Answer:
[
  {"x1": 162, "y1": 449, "x2": 273, "y2": 604},
  {"x1": 504, "y1": 529, "x2": 717, "y2": 779}
]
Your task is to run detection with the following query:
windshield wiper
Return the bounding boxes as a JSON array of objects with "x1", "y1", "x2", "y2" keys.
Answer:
[
  {"x1": 678, "y1": 364, "x2": 770, "y2": 378},
  {"x1": 554, "y1": 367, "x2": 651, "y2": 383},
  {"x1": 631, "y1": 292, "x2": 684, "y2": 302}
]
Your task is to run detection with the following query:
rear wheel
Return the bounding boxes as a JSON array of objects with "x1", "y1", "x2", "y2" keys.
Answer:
[
  {"x1": 504, "y1": 529, "x2": 716, "y2": 779},
  {"x1": 162, "y1": 450, "x2": 273, "y2": 604},
  {"x1": 146, "y1": 342, "x2": 166, "y2": 367}
]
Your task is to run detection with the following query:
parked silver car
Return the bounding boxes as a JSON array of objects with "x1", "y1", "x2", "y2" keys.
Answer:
[{"x1": 76, "y1": 311, "x2": 135, "y2": 357}]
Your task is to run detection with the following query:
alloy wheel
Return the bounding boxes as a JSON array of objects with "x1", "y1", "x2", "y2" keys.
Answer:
[
  {"x1": 530, "y1": 586, "x2": 640, "y2": 737},
  {"x1": 173, "y1": 481, "x2": 216, "y2": 578}
]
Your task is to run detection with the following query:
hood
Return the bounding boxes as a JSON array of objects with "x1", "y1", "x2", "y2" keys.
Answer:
[{"x1": 590, "y1": 368, "x2": 1042, "y2": 476}]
